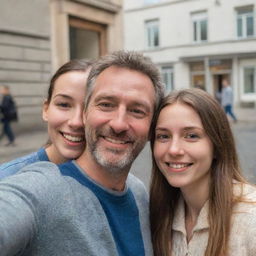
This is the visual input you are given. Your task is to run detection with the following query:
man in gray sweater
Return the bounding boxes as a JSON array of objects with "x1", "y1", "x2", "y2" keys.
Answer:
[{"x1": 0, "y1": 51, "x2": 164, "y2": 256}]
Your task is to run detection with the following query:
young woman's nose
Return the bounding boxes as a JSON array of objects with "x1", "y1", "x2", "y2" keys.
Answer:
[
  {"x1": 68, "y1": 109, "x2": 84, "y2": 129},
  {"x1": 168, "y1": 138, "x2": 184, "y2": 156}
]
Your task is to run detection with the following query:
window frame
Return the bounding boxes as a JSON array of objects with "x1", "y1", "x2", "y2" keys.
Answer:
[
  {"x1": 145, "y1": 19, "x2": 160, "y2": 49},
  {"x1": 161, "y1": 66, "x2": 174, "y2": 93},
  {"x1": 191, "y1": 11, "x2": 208, "y2": 43},
  {"x1": 236, "y1": 7, "x2": 254, "y2": 39},
  {"x1": 243, "y1": 66, "x2": 256, "y2": 94}
]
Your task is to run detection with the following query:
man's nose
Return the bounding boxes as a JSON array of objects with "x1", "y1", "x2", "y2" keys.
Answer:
[{"x1": 109, "y1": 108, "x2": 129, "y2": 134}]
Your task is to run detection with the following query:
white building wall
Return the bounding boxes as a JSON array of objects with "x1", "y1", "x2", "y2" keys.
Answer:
[
  {"x1": 124, "y1": 0, "x2": 256, "y2": 106},
  {"x1": 174, "y1": 62, "x2": 190, "y2": 89}
]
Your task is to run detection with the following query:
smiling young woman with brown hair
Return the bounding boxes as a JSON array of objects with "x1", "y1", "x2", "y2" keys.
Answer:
[
  {"x1": 150, "y1": 88, "x2": 256, "y2": 256},
  {"x1": 0, "y1": 59, "x2": 92, "y2": 178}
]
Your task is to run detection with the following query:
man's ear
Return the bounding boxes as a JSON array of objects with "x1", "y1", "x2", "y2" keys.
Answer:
[{"x1": 42, "y1": 100, "x2": 49, "y2": 122}]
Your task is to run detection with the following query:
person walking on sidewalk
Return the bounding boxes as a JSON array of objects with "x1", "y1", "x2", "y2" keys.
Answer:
[
  {"x1": 221, "y1": 79, "x2": 237, "y2": 123},
  {"x1": 0, "y1": 85, "x2": 17, "y2": 146},
  {"x1": 0, "y1": 59, "x2": 92, "y2": 178}
]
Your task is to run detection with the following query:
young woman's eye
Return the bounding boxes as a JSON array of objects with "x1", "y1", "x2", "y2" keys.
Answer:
[
  {"x1": 56, "y1": 102, "x2": 70, "y2": 108},
  {"x1": 155, "y1": 134, "x2": 169, "y2": 140},
  {"x1": 185, "y1": 133, "x2": 200, "y2": 140}
]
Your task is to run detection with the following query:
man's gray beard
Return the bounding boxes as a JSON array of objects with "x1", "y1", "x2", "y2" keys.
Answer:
[
  {"x1": 85, "y1": 125, "x2": 148, "y2": 174},
  {"x1": 90, "y1": 142, "x2": 146, "y2": 174}
]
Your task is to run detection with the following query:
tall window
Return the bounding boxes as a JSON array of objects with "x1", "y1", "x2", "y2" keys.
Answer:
[
  {"x1": 145, "y1": 19, "x2": 159, "y2": 48},
  {"x1": 192, "y1": 12, "x2": 208, "y2": 43},
  {"x1": 244, "y1": 67, "x2": 256, "y2": 93},
  {"x1": 236, "y1": 7, "x2": 254, "y2": 38},
  {"x1": 161, "y1": 66, "x2": 174, "y2": 93}
]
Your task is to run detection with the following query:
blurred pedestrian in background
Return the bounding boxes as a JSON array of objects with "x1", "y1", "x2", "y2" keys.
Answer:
[
  {"x1": 221, "y1": 79, "x2": 237, "y2": 123},
  {"x1": 0, "y1": 85, "x2": 17, "y2": 146}
]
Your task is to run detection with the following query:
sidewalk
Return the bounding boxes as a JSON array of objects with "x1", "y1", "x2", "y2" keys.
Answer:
[
  {"x1": 234, "y1": 107, "x2": 256, "y2": 122},
  {"x1": 1, "y1": 107, "x2": 256, "y2": 164},
  {"x1": 0, "y1": 129, "x2": 48, "y2": 163}
]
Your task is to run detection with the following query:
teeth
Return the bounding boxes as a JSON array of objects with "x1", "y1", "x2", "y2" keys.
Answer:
[
  {"x1": 168, "y1": 163, "x2": 189, "y2": 169},
  {"x1": 104, "y1": 137, "x2": 127, "y2": 144},
  {"x1": 63, "y1": 133, "x2": 83, "y2": 142}
]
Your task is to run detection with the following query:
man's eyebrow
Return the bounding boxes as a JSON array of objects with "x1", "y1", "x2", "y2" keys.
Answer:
[{"x1": 94, "y1": 94, "x2": 117, "y2": 102}]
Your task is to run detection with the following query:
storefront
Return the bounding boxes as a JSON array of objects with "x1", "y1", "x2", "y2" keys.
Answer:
[{"x1": 186, "y1": 55, "x2": 256, "y2": 107}]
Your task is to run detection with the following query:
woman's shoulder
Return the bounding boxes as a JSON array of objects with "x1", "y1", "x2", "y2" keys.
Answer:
[
  {"x1": 0, "y1": 151, "x2": 40, "y2": 179},
  {"x1": 233, "y1": 182, "x2": 256, "y2": 215},
  {"x1": 19, "y1": 161, "x2": 62, "y2": 178},
  {"x1": 233, "y1": 182, "x2": 256, "y2": 197},
  {"x1": 230, "y1": 183, "x2": 256, "y2": 254}
]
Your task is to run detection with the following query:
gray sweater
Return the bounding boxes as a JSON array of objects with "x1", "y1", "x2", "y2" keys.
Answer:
[{"x1": 0, "y1": 161, "x2": 152, "y2": 256}]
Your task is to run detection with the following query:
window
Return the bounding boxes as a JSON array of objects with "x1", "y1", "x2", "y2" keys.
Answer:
[
  {"x1": 161, "y1": 67, "x2": 174, "y2": 93},
  {"x1": 244, "y1": 67, "x2": 255, "y2": 93},
  {"x1": 145, "y1": 19, "x2": 159, "y2": 48},
  {"x1": 144, "y1": 0, "x2": 160, "y2": 4},
  {"x1": 192, "y1": 12, "x2": 208, "y2": 43},
  {"x1": 237, "y1": 7, "x2": 254, "y2": 38},
  {"x1": 69, "y1": 17, "x2": 107, "y2": 59}
]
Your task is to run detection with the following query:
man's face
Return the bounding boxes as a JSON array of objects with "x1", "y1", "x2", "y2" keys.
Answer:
[{"x1": 84, "y1": 66, "x2": 155, "y2": 172}]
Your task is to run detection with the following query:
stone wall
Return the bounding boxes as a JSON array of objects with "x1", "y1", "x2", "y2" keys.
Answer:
[{"x1": 0, "y1": 0, "x2": 51, "y2": 133}]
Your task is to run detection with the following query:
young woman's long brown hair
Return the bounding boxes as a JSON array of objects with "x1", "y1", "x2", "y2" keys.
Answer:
[{"x1": 150, "y1": 88, "x2": 246, "y2": 256}]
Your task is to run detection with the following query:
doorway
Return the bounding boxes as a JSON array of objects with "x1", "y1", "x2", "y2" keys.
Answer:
[
  {"x1": 213, "y1": 74, "x2": 230, "y2": 103},
  {"x1": 69, "y1": 17, "x2": 107, "y2": 59}
]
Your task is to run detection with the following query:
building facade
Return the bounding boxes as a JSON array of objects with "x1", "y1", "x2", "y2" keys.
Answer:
[
  {"x1": 124, "y1": 0, "x2": 256, "y2": 107},
  {"x1": 0, "y1": 0, "x2": 123, "y2": 132}
]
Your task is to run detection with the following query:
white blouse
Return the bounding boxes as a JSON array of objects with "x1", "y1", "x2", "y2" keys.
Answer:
[{"x1": 171, "y1": 183, "x2": 256, "y2": 256}]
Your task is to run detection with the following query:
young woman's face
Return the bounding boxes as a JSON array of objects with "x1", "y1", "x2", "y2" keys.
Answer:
[
  {"x1": 43, "y1": 70, "x2": 89, "y2": 162},
  {"x1": 153, "y1": 102, "x2": 214, "y2": 193}
]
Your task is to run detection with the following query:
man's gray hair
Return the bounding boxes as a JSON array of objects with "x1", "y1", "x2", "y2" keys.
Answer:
[{"x1": 84, "y1": 50, "x2": 164, "y2": 111}]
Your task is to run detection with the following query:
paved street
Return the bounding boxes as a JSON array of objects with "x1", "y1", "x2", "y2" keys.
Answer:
[
  {"x1": 1, "y1": 107, "x2": 256, "y2": 189},
  {"x1": 233, "y1": 122, "x2": 256, "y2": 184}
]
